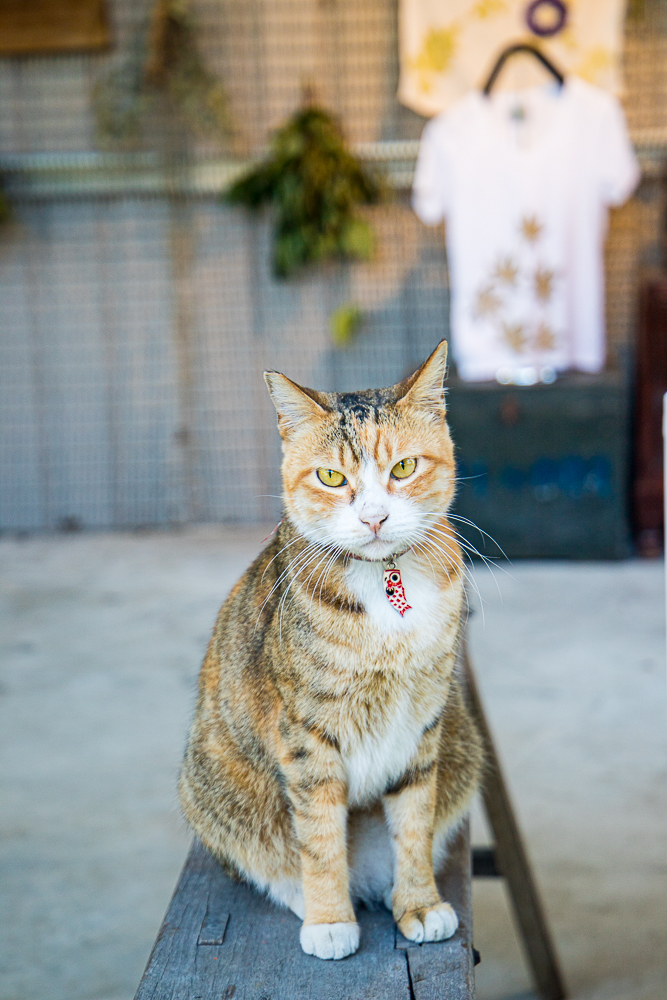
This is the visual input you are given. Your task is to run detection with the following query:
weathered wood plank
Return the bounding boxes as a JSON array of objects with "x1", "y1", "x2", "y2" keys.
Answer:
[
  {"x1": 133, "y1": 842, "x2": 215, "y2": 1000},
  {"x1": 408, "y1": 941, "x2": 474, "y2": 1000},
  {"x1": 135, "y1": 821, "x2": 475, "y2": 1000}
]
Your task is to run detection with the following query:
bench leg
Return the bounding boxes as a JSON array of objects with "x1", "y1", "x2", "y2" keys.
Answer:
[{"x1": 462, "y1": 637, "x2": 567, "y2": 1000}]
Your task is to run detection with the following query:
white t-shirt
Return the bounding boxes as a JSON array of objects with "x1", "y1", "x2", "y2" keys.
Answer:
[{"x1": 413, "y1": 77, "x2": 639, "y2": 382}]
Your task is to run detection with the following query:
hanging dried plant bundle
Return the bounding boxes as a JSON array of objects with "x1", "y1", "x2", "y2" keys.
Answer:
[
  {"x1": 94, "y1": 0, "x2": 230, "y2": 146},
  {"x1": 226, "y1": 107, "x2": 382, "y2": 278}
]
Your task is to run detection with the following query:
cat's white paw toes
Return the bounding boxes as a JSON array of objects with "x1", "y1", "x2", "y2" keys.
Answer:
[
  {"x1": 423, "y1": 902, "x2": 458, "y2": 941},
  {"x1": 398, "y1": 902, "x2": 458, "y2": 943},
  {"x1": 300, "y1": 921, "x2": 360, "y2": 960}
]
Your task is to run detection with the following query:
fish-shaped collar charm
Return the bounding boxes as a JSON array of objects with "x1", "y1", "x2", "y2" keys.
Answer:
[{"x1": 383, "y1": 559, "x2": 411, "y2": 616}]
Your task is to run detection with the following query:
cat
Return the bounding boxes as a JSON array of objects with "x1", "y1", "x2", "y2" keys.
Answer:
[{"x1": 179, "y1": 340, "x2": 484, "y2": 960}]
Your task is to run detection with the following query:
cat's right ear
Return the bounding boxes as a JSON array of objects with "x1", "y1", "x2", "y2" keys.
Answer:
[{"x1": 264, "y1": 371, "x2": 329, "y2": 437}]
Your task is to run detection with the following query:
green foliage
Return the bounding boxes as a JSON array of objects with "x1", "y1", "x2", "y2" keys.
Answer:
[
  {"x1": 94, "y1": 0, "x2": 230, "y2": 147},
  {"x1": 226, "y1": 107, "x2": 382, "y2": 278},
  {"x1": 329, "y1": 303, "x2": 364, "y2": 346}
]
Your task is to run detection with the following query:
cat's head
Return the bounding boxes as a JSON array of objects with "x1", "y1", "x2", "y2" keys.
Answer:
[{"x1": 264, "y1": 341, "x2": 456, "y2": 561}]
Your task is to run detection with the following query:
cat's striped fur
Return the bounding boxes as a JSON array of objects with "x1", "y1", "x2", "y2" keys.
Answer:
[{"x1": 179, "y1": 341, "x2": 484, "y2": 959}]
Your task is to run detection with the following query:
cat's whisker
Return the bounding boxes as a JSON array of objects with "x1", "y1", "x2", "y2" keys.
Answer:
[
  {"x1": 280, "y1": 546, "x2": 334, "y2": 640},
  {"x1": 423, "y1": 522, "x2": 500, "y2": 574},
  {"x1": 312, "y1": 549, "x2": 338, "y2": 601},
  {"x1": 255, "y1": 538, "x2": 327, "y2": 633},
  {"x1": 423, "y1": 523, "x2": 513, "y2": 597},
  {"x1": 445, "y1": 530, "x2": 512, "y2": 594},
  {"x1": 260, "y1": 532, "x2": 308, "y2": 583},
  {"x1": 412, "y1": 534, "x2": 473, "y2": 619},
  {"x1": 277, "y1": 557, "x2": 318, "y2": 641},
  {"x1": 258, "y1": 540, "x2": 320, "y2": 615},
  {"x1": 417, "y1": 509, "x2": 511, "y2": 594},
  {"x1": 410, "y1": 529, "x2": 458, "y2": 581},
  {"x1": 278, "y1": 539, "x2": 335, "y2": 624},
  {"x1": 312, "y1": 544, "x2": 344, "y2": 595},
  {"x1": 410, "y1": 530, "x2": 456, "y2": 585},
  {"x1": 259, "y1": 523, "x2": 332, "y2": 583},
  {"x1": 439, "y1": 555, "x2": 484, "y2": 624},
  {"x1": 282, "y1": 542, "x2": 347, "y2": 625},
  {"x1": 444, "y1": 513, "x2": 509, "y2": 561},
  {"x1": 299, "y1": 545, "x2": 334, "y2": 596},
  {"x1": 271, "y1": 529, "x2": 330, "y2": 582},
  {"x1": 422, "y1": 532, "x2": 480, "y2": 595},
  {"x1": 414, "y1": 531, "x2": 485, "y2": 620},
  {"x1": 410, "y1": 541, "x2": 438, "y2": 583},
  {"x1": 310, "y1": 547, "x2": 343, "y2": 615},
  {"x1": 423, "y1": 544, "x2": 477, "y2": 623},
  {"x1": 321, "y1": 546, "x2": 346, "y2": 598},
  {"x1": 416, "y1": 537, "x2": 466, "y2": 593}
]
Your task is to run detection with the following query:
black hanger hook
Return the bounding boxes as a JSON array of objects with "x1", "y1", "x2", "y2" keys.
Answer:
[{"x1": 482, "y1": 43, "x2": 565, "y2": 97}]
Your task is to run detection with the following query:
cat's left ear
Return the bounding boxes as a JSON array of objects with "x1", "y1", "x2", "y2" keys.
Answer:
[
  {"x1": 397, "y1": 340, "x2": 448, "y2": 412},
  {"x1": 264, "y1": 371, "x2": 329, "y2": 438}
]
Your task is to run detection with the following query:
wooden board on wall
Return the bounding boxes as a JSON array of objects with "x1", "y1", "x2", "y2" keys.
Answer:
[{"x1": 0, "y1": 0, "x2": 110, "y2": 56}]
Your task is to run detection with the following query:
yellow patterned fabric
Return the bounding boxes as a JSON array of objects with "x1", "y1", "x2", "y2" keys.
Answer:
[{"x1": 398, "y1": 0, "x2": 627, "y2": 116}]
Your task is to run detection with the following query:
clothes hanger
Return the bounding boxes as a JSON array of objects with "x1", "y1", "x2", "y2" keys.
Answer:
[{"x1": 482, "y1": 43, "x2": 565, "y2": 97}]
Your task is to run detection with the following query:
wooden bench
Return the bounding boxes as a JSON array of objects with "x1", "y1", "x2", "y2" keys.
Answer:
[{"x1": 134, "y1": 638, "x2": 566, "y2": 1000}]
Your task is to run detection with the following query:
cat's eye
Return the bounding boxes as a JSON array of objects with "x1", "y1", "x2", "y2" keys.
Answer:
[
  {"x1": 391, "y1": 457, "x2": 417, "y2": 480},
  {"x1": 317, "y1": 468, "x2": 347, "y2": 488}
]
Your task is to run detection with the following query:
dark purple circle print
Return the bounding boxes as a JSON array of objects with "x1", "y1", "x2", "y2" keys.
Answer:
[{"x1": 525, "y1": 0, "x2": 568, "y2": 37}]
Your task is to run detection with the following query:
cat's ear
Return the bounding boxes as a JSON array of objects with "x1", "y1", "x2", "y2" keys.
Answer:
[
  {"x1": 397, "y1": 340, "x2": 448, "y2": 412},
  {"x1": 264, "y1": 371, "x2": 329, "y2": 437}
]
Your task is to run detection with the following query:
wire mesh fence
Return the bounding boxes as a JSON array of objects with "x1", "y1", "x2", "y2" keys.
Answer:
[{"x1": 0, "y1": 0, "x2": 666, "y2": 531}]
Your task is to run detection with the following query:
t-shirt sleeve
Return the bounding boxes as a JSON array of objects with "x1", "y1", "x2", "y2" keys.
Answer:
[
  {"x1": 412, "y1": 118, "x2": 450, "y2": 225},
  {"x1": 597, "y1": 95, "x2": 640, "y2": 207}
]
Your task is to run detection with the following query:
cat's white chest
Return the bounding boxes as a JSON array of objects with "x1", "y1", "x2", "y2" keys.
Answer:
[
  {"x1": 341, "y1": 556, "x2": 445, "y2": 806},
  {"x1": 344, "y1": 694, "x2": 426, "y2": 807},
  {"x1": 344, "y1": 555, "x2": 442, "y2": 641}
]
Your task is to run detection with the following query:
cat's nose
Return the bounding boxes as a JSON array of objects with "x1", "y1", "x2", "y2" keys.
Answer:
[{"x1": 359, "y1": 510, "x2": 388, "y2": 535}]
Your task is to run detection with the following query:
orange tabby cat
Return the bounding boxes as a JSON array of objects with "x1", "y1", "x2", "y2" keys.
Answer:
[{"x1": 179, "y1": 340, "x2": 483, "y2": 960}]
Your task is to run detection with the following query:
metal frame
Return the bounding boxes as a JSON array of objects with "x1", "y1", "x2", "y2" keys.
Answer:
[{"x1": 2, "y1": 130, "x2": 666, "y2": 201}]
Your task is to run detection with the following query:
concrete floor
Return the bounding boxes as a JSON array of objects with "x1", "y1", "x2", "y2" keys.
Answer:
[{"x1": 0, "y1": 527, "x2": 665, "y2": 1000}]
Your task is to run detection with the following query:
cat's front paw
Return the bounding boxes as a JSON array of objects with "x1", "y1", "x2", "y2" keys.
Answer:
[
  {"x1": 300, "y1": 921, "x2": 360, "y2": 960},
  {"x1": 397, "y1": 902, "x2": 458, "y2": 944}
]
